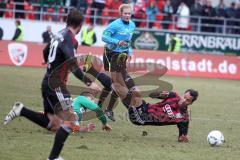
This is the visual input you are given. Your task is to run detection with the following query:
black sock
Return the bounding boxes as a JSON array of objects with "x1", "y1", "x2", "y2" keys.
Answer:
[
  {"x1": 125, "y1": 76, "x2": 135, "y2": 89},
  {"x1": 106, "y1": 91, "x2": 118, "y2": 111},
  {"x1": 88, "y1": 66, "x2": 99, "y2": 77},
  {"x1": 20, "y1": 107, "x2": 50, "y2": 128},
  {"x1": 48, "y1": 127, "x2": 70, "y2": 159},
  {"x1": 98, "y1": 88, "x2": 111, "y2": 109},
  {"x1": 96, "y1": 73, "x2": 112, "y2": 90},
  {"x1": 122, "y1": 91, "x2": 133, "y2": 109},
  {"x1": 88, "y1": 66, "x2": 112, "y2": 90},
  {"x1": 121, "y1": 70, "x2": 135, "y2": 89}
]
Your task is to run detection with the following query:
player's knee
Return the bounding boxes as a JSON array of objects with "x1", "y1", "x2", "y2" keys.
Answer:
[
  {"x1": 132, "y1": 89, "x2": 141, "y2": 98},
  {"x1": 112, "y1": 83, "x2": 126, "y2": 97},
  {"x1": 48, "y1": 125, "x2": 59, "y2": 132},
  {"x1": 46, "y1": 114, "x2": 62, "y2": 132}
]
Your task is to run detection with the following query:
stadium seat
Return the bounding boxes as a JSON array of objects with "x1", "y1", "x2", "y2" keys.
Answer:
[
  {"x1": 85, "y1": 8, "x2": 92, "y2": 24},
  {"x1": 102, "y1": 9, "x2": 109, "y2": 25},
  {"x1": 24, "y1": 2, "x2": 35, "y2": 20},
  {"x1": 47, "y1": 8, "x2": 54, "y2": 21},
  {"x1": 154, "y1": 14, "x2": 163, "y2": 28},
  {"x1": 58, "y1": 8, "x2": 65, "y2": 22},
  {"x1": 5, "y1": 2, "x2": 14, "y2": 18}
]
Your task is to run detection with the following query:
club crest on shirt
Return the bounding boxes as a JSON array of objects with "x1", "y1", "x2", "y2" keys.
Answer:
[{"x1": 8, "y1": 43, "x2": 28, "y2": 66}]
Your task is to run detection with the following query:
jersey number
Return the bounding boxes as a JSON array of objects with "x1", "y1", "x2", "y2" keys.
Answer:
[{"x1": 48, "y1": 40, "x2": 59, "y2": 63}]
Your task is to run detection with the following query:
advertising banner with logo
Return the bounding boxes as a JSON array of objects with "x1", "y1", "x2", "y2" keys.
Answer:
[
  {"x1": 132, "y1": 30, "x2": 240, "y2": 56},
  {"x1": 0, "y1": 41, "x2": 45, "y2": 67},
  {"x1": 0, "y1": 41, "x2": 240, "y2": 80}
]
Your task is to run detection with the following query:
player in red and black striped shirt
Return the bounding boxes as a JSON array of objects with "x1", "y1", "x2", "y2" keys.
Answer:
[
  {"x1": 117, "y1": 85, "x2": 198, "y2": 142},
  {"x1": 83, "y1": 62, "x2": 198, "y2": 142}
]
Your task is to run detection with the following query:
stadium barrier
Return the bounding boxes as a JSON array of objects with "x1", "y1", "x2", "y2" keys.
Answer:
[
  {"x1": 1, "y1": 2, "x2": 240, "y2": 36},
  {"x1": 1, "y1": 18, "x2": 240, "y2": 56},
  {"x1": 133, "y1": 30, "x2": 240, "y2": 56},
  {"x1": 0, "y1": 40, "x2": 239, "y2": 80}
]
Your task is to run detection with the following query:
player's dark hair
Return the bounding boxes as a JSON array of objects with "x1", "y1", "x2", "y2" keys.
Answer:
[
  {"x1": 185, "y1": 89, "x2": 198, "y2": 102},
  {"x1": 16, "y1": 20, "x2": 21, "y2": 25},
  {"x1": 66, "y1": 8, "x2": 84, "y2": 29}
]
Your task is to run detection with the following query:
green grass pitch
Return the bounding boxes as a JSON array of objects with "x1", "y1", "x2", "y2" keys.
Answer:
[{"x1": 0, "y1": 66, "x2": 240, "y2": 160}]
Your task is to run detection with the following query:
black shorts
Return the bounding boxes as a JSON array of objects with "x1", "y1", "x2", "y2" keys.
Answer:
[
  {"x1": 41, "y1": 84, "x2": 72, "y2": 115},
  {"x1": 128, "y1": 101, "x2": 149, "y2": 125},
  {"x1": 103, "y1": 47, "x2": 128, "y2": 72}
]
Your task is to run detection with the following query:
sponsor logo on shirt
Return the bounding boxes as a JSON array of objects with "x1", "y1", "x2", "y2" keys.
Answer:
[{"x1": 163, "y1": 104, "x2": 175, "y2": 118}]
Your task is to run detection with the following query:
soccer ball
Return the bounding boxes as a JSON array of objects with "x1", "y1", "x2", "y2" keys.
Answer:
[{"x1": 207, "y1": 130, "x2": 224, "y2": 147}]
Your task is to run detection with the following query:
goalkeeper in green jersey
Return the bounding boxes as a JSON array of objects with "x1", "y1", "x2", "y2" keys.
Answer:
[
  {"x1": 5, "y1": 91, "x2": 112, "y2": 134},
  {"x1": 72, "y1": 91, "x2": 112, "y2": 133}
]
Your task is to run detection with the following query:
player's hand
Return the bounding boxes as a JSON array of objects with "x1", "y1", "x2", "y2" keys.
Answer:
[
  {"x1": 102, "y1": 124, "x2": 112, "y2": 132},
  {"x1": 78, "y1": 122, "x2": 95, "y2": 132},
  {"x1": 89, "y1": 82, "x2": 101, "y2": 94},
  {"x1": 118, "y1": 40, "x2": 127, "y2": 46},
  {"x1": 87, "y1": 122, "x2": 95, "y2": 132}
]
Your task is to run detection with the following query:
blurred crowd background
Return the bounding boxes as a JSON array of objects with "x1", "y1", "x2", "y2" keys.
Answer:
[{"x1": 0, "y1": 0, "x2": 240, "y2": 34}]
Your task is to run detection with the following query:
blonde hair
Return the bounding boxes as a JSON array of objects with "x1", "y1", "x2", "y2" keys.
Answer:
[{"x1": 118, "y1": 4, "x2": 132, "y2": 15}]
